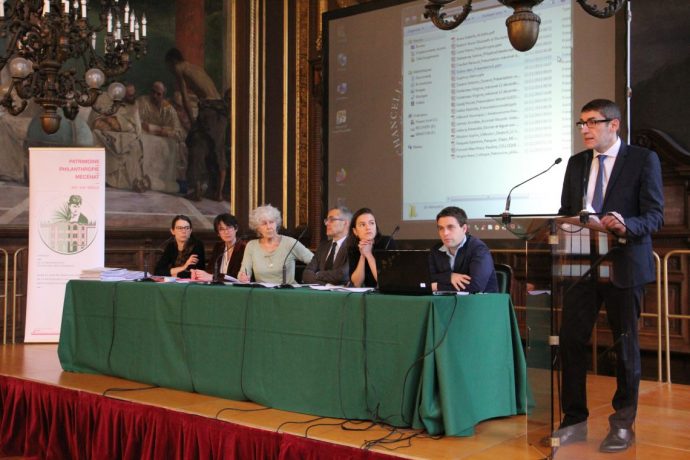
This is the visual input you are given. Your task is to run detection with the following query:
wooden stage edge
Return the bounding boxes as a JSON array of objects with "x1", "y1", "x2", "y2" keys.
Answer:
[{"x1": 2, "y1": 344, "x2": 690, "y2": 460}]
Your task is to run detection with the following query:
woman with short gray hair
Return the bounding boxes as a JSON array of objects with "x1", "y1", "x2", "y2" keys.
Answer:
[{"x1": 238, "y1": 205, "x2": 313, "y2": 284}]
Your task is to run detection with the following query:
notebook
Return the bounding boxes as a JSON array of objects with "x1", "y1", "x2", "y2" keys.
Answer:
[{"x1": 376, "y1": 250, "x2": 432, "y2": 295}]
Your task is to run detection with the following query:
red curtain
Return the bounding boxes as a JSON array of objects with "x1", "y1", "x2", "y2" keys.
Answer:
[{"x1": 0, "y1": 376, "x2": 399, "y2": 460}]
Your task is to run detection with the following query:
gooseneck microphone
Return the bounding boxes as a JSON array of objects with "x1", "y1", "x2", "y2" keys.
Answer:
[
  {"x1": 384, "y1": 225, "x2": 400, "y2": 250},
  {"x1": 137, "y1": 235, "x2": 174, "y2": 282},
  {"x1": 210, "y1": 242, "x2": 240, "y2": 285},
  {"x1": 502, "y1": 157, "x2": 562, "y2": 224},
  {"x1": 139, "y1": 253, "x2": 155, "y2": 282},
  {"x1": 211, "y1": 249, "x2": 224, "y2": 285},
  {"x1": 278, "y1": 226, "x2": 309, "y2": 288},
  {"x1": 581, "y1": 152, "x2": 592, "y2": 212},
  {"x1": 580, "y1": 153, "x2": 595, "y2": 224}
]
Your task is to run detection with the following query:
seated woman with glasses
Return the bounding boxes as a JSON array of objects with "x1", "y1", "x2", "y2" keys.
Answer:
[
  {"x1": 191, "y1": 213, "x2": 246, "y2": 282},
  {"x1": 347, "y1": 207, "x2": 396, "y2": 288},
  {"x1": 154, "y1": 214, "x2": 206, "y2": 278},
  {"x1": 238, "y1": 204, "x2": 313, "y2": 284}
]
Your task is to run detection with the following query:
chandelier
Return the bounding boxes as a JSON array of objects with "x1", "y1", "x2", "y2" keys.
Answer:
[
  {"x1": 0, "y1": 0, "x2": 147, "y2": 134},
  {"x1": 424, "y1": 0, "x2": 626, "y2": 52}
]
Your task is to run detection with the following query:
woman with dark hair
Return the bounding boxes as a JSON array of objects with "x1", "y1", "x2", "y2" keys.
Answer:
[
  {"x1": 191, "y1": 213, "x2": 246, "y2": 282},
  {"x1": 347, "y1": 208, "x2": 396, "y2": 287},
  {"x1": 154, "y1": 215, "x2": 206, "y2": 278}
]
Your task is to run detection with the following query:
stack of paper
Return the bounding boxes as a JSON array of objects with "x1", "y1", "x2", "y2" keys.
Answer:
[
  {"x1": 79, "y1": 267, "x2": 145, "y2": 281},
  {"x1": 80, "y1": 267, "x2": 122, "y2": 280}
]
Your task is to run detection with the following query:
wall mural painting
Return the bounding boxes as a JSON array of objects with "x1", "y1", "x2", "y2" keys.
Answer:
[{"x1": 0, "y1": 0, "x2": 229, "y2": 230}]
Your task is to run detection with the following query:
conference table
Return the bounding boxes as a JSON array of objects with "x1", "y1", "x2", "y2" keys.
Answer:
[{"x1": 58, "y1": 281, "x2": 529, "y2": 436}]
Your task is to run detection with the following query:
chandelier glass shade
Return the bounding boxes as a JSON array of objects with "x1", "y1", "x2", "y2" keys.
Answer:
[{"x1": 0, "y1": 0, "x2": 146, "y2": 133}]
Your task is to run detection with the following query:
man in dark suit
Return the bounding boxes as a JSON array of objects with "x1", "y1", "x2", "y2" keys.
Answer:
[
  {"x1": 428, "y1": 206, "x2": 498, "y2": 293},
  {"x1": 302, "y1": 206, "x2": 352, "y2": 285},
  {"x1": 556, "y1": 99, "x2": 664, "y2": 453}
]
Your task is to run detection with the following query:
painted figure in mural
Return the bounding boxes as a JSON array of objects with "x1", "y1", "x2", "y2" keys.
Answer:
[
  {"x1": 138, "y1": 81, "x2": 188, "y2": 189},
  {"x1": 165, "y1": 47, "x2": 227, "y2": 202},
  {"x1": 139, "y1": 81, "x2": 185, "y2": 140},
  {"x1": 88, "y1": 82, "x2": 150, "y2": 193},
  {"x1": 92, "y1": 83, "x2": 141, "y2": 133},
  {"x1": 171, "y1": 90, "x2": 194, "y2": 134},
  {"x1": 0, "y1": 66, "x2": 35, "y2": 184}
]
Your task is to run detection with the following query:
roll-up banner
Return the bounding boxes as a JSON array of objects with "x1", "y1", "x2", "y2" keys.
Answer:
[{"x1": 25, "y1": 148, "x2": 105, "y2": 343}]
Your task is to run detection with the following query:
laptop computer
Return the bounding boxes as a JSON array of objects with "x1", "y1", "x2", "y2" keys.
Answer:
[{"x1": 376, "y1": 250, "x2": 432, "y2": 295}]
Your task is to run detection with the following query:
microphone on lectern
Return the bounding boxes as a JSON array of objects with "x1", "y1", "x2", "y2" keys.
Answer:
[
  {"x1": 502, "y1": 157, "x2": 562, "y2": 224},
  {"x1": 579, "y1": 153, "x2": 594, "y2": 224}
]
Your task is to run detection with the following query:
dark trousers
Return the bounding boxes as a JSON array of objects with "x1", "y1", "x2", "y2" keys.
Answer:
[{"x1": 559, "y1": 280, "x2": 643, "y2": 429}]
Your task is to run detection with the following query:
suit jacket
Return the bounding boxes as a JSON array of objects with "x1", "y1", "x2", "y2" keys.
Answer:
[
  {"x1": 559, "y1": 142, "x2": 664, "y2": 288},
  {"x1": 302, "y1": 239, "x2": 349, "y2": 285},
  {"x1": 207, "y1": 239, "x2": 247, "y2": 279},
  {"x1": 428, "y1": 235, "x2": 498, "y2": 293}
]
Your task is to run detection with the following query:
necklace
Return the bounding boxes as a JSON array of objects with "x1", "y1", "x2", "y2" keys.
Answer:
[
  {"x1": 220, "y1": 243, "x2": 235, "y2": 272},
  {"x1": 261, "y1": 237, "x2": 280, "y2": 268}
]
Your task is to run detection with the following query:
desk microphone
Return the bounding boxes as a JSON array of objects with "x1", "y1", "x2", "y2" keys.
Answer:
[
  {"x1": 502, "y1": 157, "x2": 562, "y2": 224},
  {"x1": 211, "y1": 250, "x2": 224, "y2": 285},
  {"x1": 384, "y1": 225, "x2": 400, "y2": 250},
  {"x1": 278, "y1": 226, "x2": 309, "y2": 288},
  {"x1": 209, "y1": 241, "x2": 240, "y2": 285},
  {"x1": 137, "y1": 235, "x2": 173, "y2": 282}
]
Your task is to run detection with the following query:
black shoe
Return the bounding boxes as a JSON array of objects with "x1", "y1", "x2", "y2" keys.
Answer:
[
  {"x1": 599, "y1": 427, "x2": 634, "y2": 453},
  {"x1": 553, "y1": 423, "x2": 588, "y2": 447},
  {"x1": 541, "y1": 422, "x2": 587, "y2": 447}
]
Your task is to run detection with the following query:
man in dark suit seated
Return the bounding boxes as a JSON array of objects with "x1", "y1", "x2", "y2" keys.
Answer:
[
  {"x1": 428, "y1": 206, "x2": 498, "y2": 293},
  {"x1": 555, "y1": 99, "x2": 664, "y2": 453},
  {"x1": 302, "y1": 206, "x2": 352, "y2": 285}
]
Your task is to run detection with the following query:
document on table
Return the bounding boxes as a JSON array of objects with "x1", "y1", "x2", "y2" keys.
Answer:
[{"x1": 309, "y1": 285, "x2": 374, "y2": 293}]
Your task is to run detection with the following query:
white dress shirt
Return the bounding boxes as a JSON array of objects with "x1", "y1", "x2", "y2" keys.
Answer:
[{"x1": 586, "y1": 137, "x2": 621, "y2": 210}]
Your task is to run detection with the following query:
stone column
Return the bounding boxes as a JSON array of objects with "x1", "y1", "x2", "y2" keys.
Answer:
[{"x1": 175, "y1": 0, "x2": 205, "y2": 66}]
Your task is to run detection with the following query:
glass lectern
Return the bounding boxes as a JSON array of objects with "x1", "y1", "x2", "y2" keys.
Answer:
[{"x1": 487, "y1": 213, "x2": 619, "y2": 459}]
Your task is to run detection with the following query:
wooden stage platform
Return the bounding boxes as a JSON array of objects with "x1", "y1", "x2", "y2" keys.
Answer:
[{"x1": 1, "y1": 344, "x2": 690, "y2": 459}]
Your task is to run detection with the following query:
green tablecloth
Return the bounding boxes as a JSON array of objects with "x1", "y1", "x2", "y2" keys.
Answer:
[{"x1": 58, "y1": 281, "x2": 528, "y2": 436}]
